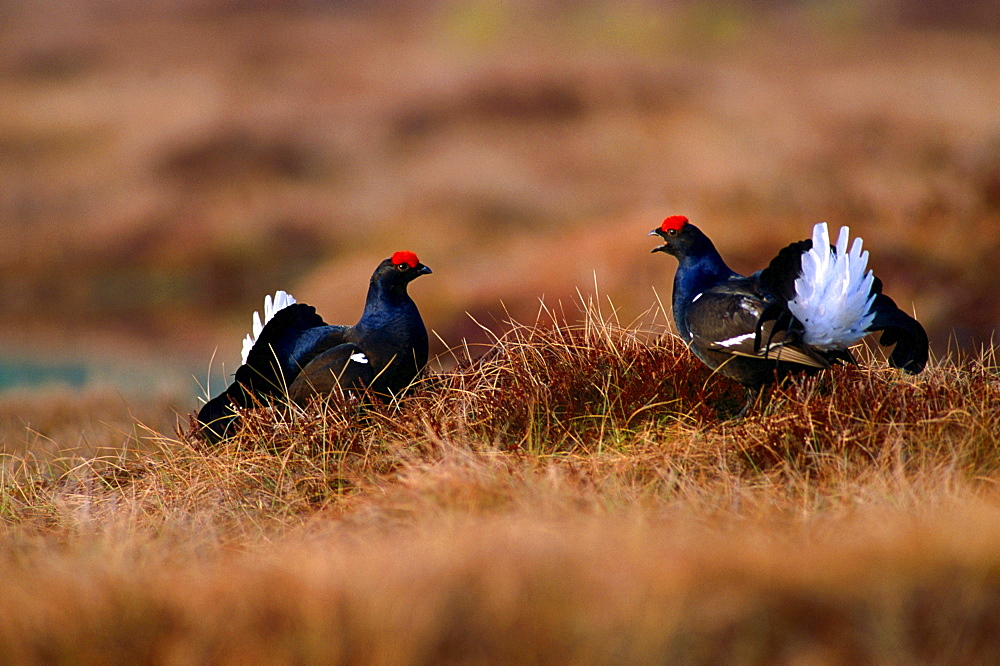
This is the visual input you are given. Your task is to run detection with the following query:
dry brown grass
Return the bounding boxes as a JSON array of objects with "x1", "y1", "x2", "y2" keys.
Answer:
[
  {"x1": 2, "y1": 508, "x2": 1000, "y2": 663},
  {"x1": 2, "y1": 302, "x2": 999, "y2": 661},
  {"x1": 0, "y1": 385, "x2": 185, "y2": 458}
]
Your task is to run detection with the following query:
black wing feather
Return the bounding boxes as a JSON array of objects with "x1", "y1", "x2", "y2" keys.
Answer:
[
  {"x1": 197, "y1": 303, "x2": 347, "y2": 441},
  {"x1": 687, "y1": 283, "x2": 828, "y2": 368},
  {"x1": 288, "y1": 343, "x2": 376, "y2": 405},
  {"x1": 236, "y1": 303, "x2": 343, "y2": 397},
  {"x1": 686, "y1": 288, "x2": 766, "y2": 355}
]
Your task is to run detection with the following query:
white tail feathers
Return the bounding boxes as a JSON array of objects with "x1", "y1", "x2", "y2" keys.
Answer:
[
  {"x1": 241, "y1": 290, "x2": 297, "y2": 364},
  {"x1": 788, "y1": 223, "x2": 876, "y2": 350}
]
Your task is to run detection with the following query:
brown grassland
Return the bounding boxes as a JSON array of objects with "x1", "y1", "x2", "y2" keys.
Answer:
[
  {"x1": 2, "y1": 0, "x2": 1000, "y2": 662},
  {"x1": 3, "y1": 307, "x2": 1000, "y2": 662}
]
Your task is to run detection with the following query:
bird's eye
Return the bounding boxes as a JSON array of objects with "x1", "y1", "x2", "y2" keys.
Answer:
[
  {"x1": 667, "y1": 228, "x2": 677, "y2": 236},
  {"x1": 396, "y1": 263, "x2": 408, "y2": 271}
]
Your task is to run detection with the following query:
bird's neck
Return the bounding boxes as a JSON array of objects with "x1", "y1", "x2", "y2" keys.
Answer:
[
  {"x1": 672, "y1": 243, "x2": 737, "y2": 337},
  {"x1": 357, "y1": 280, "x2": 420, "y2": 332},
  {"x1": 355, "y1": 279, "x2": 428, "y2": 372}
]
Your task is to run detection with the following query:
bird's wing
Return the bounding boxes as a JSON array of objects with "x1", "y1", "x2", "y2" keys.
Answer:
[
  {"x1": 686, "y1": 285, "x2": 829, "y2": 369},
  {"x1": 236, "y1": 304, "x2": 345, "y2": 397},
  {"x1": 198, "y1": 305, "x2": 349, "y2": 442},
  {"x1": 290, "y1": 325, "x2": 352, "y2": 370},
  {"x1": 287, "y1": 343, "x2": 376, "y2": 405}
]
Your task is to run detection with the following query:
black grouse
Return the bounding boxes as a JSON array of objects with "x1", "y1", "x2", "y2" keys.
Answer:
[
  {"x1": 198, "y1": 251, "x2": 432, "y2": 442},
  {"x1": 650, "y1": 215, "x2": 927, "y2": 410}
]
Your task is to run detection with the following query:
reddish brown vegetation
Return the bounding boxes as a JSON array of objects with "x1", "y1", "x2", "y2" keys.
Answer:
[{"x1": 1, "y1": 312, "x2": 1000, "y2": 661}]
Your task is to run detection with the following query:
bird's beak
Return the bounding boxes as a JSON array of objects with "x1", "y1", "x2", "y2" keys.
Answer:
[
  {"x1": 649, "y1": 228, "x2": 668, "y2": 253},
  {"x1": 417, "y1": 264, "x2": 432, "y2": 275}
]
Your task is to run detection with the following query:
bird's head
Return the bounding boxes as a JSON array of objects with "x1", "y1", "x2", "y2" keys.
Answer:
[
  {"x1": 649, "y1": 215, "x2": 694, "y2": 256},
  {"x1": 373, "y1": 251, "x2": 433, "y2": 287}
]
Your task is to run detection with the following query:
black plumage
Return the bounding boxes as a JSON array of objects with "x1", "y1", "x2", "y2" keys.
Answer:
[
  {"x1": 649, "y1": 215, "x2": 927, "y2": 409},
  {"x1": 198, "y1": 252, "x2": 431, "y2": 442}
]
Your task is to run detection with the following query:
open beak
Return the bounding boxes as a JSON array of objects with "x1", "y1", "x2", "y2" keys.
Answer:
[{"x1": 649, "y1": 228, "x2": 668, "y2": 253}]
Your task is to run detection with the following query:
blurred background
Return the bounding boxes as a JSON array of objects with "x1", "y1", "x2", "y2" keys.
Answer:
[{"x1": 1, "y1": 0, "x2": 999, "y2": 402}]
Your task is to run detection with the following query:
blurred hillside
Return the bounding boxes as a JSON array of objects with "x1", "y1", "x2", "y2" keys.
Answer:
[{"x1": 1, "y1": 0, "x2": 999, "y2": 391}]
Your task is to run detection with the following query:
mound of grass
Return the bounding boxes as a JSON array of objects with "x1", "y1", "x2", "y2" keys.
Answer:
[{"x1": 1, "y1": 308, "x2": 999, "y2": 661}]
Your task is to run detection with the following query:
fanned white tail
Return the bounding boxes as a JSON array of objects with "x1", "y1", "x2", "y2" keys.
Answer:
[
  {"x1": 241, "y1": 290, "x2": 297, "y2": 364},
  {"x1": 789, "y1": 223, "x2": 876, "y2": 349}
]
